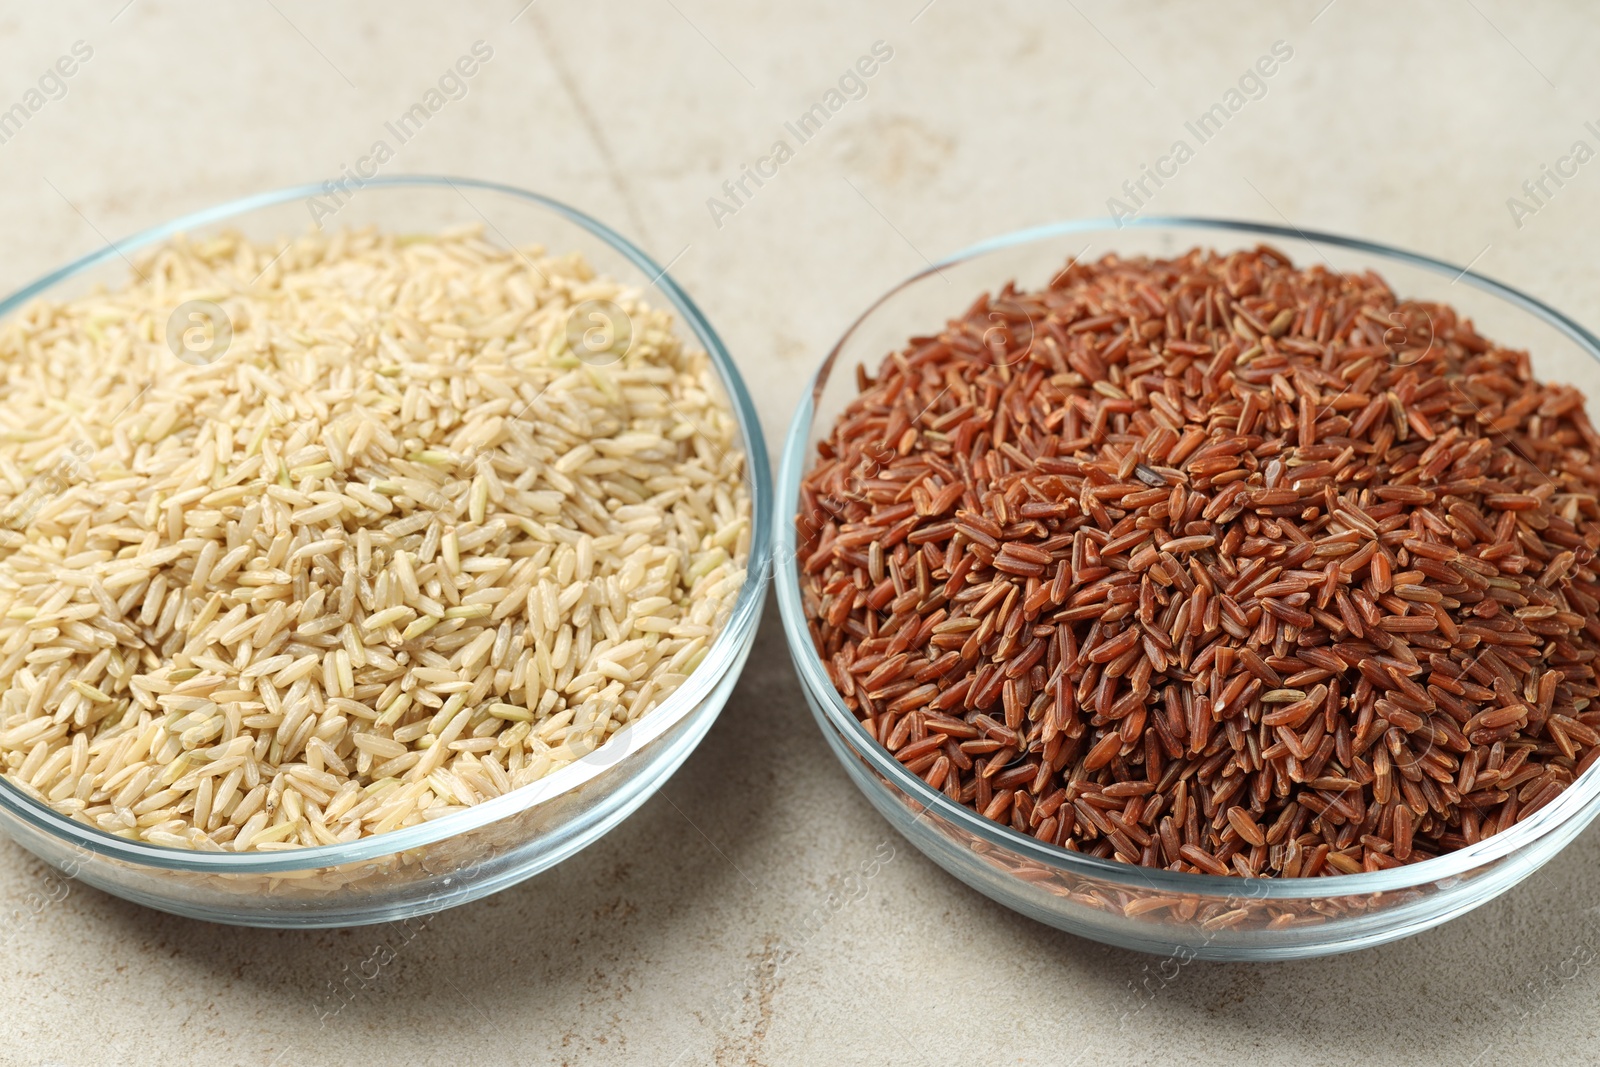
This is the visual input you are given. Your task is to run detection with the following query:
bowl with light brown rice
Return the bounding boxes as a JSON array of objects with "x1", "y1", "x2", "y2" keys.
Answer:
[{"x1": 0, "y1": 176, "x2": 770, "y2": 926}]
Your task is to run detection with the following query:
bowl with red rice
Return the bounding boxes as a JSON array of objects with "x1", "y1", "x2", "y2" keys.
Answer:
[{"x1": 776, "y1": 218, "x2": 1600, "y2": 959}]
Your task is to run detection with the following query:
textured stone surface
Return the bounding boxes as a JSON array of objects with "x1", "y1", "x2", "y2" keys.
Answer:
[{"x1": 2, "y1": 2, "x2": 1600, "y2": 1064}]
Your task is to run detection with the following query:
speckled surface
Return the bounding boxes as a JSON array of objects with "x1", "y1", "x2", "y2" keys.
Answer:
[{"x1": 3, "y1": 2, "x2": 1600, "y2": 1064}]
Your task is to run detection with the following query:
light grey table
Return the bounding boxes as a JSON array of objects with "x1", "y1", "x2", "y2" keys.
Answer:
[{"x1": 2, "y1": 3, "x2": 1599, "y2": 1063}]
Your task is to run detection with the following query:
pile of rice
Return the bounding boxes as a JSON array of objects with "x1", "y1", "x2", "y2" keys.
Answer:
[{"x1": 0, "y1": 227, "x2": 750, "y2": 851}]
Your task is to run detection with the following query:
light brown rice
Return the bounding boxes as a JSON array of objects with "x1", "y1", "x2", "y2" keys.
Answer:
[{"x1": 0, "y1": 227, "x2": 750, "y2": 851}]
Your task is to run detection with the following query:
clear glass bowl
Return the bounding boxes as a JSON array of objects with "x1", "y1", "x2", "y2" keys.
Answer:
[
  {"x1": 774, "y1": 218, "x2": 1600, "y2": 960},
  {"x1": 0, "y1": 177, "x2": 772, "y2": 927}
]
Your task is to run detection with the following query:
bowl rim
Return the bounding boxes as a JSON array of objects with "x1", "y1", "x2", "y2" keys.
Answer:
[
  {"x1": 0, "y1": 174, "x2": 773, "y2": 872},
  {"x1": 775, "y1": 214, "x2": 1600, "y2": 901}
]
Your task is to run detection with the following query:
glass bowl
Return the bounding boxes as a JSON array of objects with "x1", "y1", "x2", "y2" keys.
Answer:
[
  {"x1": 774, "y1": 217, "x2": 1600, "y2": 960},
  {"x1": 0, "y1": 176, "x2": 772, "y2": 927}
]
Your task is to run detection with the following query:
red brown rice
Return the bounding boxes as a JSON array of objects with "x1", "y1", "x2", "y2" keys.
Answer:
[{"x1": 799, "y1": 245, "x2": 1600, "y2": 877}]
